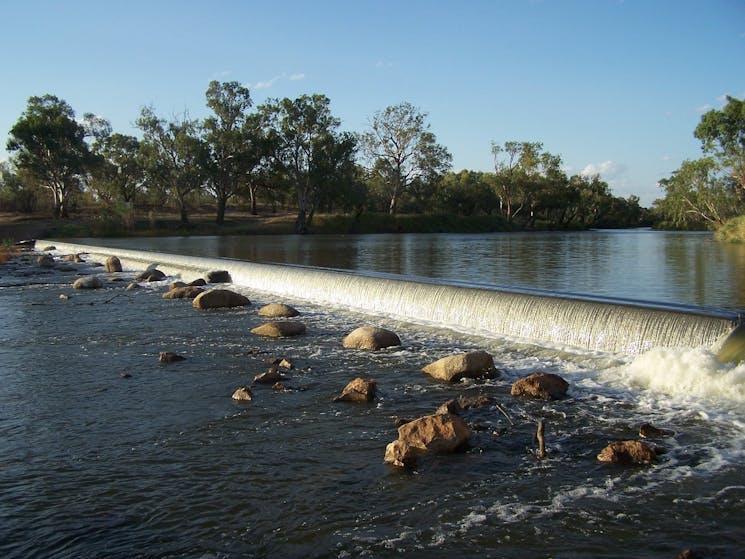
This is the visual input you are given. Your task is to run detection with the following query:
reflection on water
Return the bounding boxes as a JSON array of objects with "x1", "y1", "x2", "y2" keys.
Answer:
[{"x1": 77, "y1": 230, "x2": 745, "y2": 310}]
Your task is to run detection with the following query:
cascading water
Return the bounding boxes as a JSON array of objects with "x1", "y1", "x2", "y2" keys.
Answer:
[{"x1": 42, "y1": 241, "x2": 745, "y2": 361}]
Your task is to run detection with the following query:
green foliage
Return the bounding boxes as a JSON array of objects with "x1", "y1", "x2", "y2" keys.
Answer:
[{"x1": 716, "y1": 215, "x2": 745, "y2": 242}]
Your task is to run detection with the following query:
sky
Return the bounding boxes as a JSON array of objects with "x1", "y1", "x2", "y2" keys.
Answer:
[{"x1": 1, "y1": 0, "x2": 744, "y2": 207}]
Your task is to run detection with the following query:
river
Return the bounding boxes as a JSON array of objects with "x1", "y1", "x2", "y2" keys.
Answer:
[{"x1": 0, "y1": 230, "x2": 743, "y2": 558}]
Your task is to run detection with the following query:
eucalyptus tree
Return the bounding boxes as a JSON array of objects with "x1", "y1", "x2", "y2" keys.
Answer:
[
  {"x1": 136, "y1": 106, "x2": 208, "y2": 225},
  {"x1": 261, "y1": 94, "x2": 356, "y2": 234},
  {"x1": 6, "y1": 94, "x2": 98, "y2": 218},
  {"x1": 90, "y1": 133, "x2": 144, "y2": 205},
  {"x1": 361, "y1": 102, "x2": 451, "y2": 214},
  {"x1": 203, "y1": 80, "x2": 254, "y2": 223}
]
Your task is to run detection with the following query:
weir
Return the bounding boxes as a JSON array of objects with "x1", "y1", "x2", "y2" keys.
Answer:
[{"x1": 43, "y1": 241, "x2": 745, "y2": 362}]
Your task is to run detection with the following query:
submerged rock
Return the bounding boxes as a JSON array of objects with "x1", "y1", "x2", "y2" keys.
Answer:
[
  {"x1": 384, "y1": 413, "x2": 472, "y2": 468},
  {"x1": 597, "y1": 440, "x2": 657, "y2": 465},
  {"x1": 37, "y1": 254, "x2": 55, "y2": 268},
  {"x1": 423, "y1": 350, "x2": 497, "y2": 382},
  {"x1": 254, "y1": 368, "x2": 284, "y2": 384},
  {"x1": 639, "y1": 423, "x2": 674, "y2": 439},
  {"x1": 192, "y1": 289, "x2": 250, "y2": 309},
  {"x1": 334, "y1": 377, "x2": 377, "y2": 403},
  {"x1": 126, "y1": 282, "x2": 140, "y2": 291},
  {"x1": 189, "y1": 278, "x2": 207, "y2": 286},
  {"x1": 436, "y1": 394, "x2": 494, "y2": 415},
  {"x1": 104, "y1": 256, "x2": 122, "y2": 273},
  {"x1": 510, "y1": 372, "x2": 569, "y2": 400},
  {"x1": 159, "y1": 352, "x2": 186, "y2": 363},
  {"x1": 258, "y1": 303, "x2": 300, "y2": 318},
  {"x1": 251, "y1": 321, "x2": 306, "y2": 338},
  {"x1": 342, "y1": 326, "x2": 401, "y2": 350},
  {"x1": 72, "y1": 275, "x2": 104, "y2": 289}
]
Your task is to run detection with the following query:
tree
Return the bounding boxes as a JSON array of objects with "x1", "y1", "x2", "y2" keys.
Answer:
[
  {"x1": 203, "y1": 80, "x2": 253, "y2": 224},
  {"x1": 90, "y1": 133, "x2": 144, "y2": 205},
  {"x1": 695, "y1": 96, "x2": 745, "y2": 201},
  {"x1": 6, "y1": 94, "x2": 97, "y2": 218},
  {"x1": 361, "y1": 102, "x2": 452, "y2": 214},
  {"x1": 262, "y1": 94, "x2": 356, "y2": 233},
  {"x1": 136, "y1": 107, "x2": 207, "y2": 225}
]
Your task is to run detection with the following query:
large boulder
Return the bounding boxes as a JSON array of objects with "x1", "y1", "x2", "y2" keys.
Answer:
[
  {"x1": 104, "y1": 256, "x2": 122, "y2": 273},
  {"x1": 163, "y1": 286, "x2": 204, "y2": 299},
  {"x1": 258, "y1": 303, "x2": 300, "y2": 318},
  {"x1": 72, "y1": 275, "x2": 104, "y2": 289},
  {"x1": 206, "y1": 270, "x2": 231, "y2": 283},
  {"x1": 510, "y1": 372, "x2": 569, "y2": 400},
  {"x1": 251, "y1": 321, "x2": 306, "y2": 338},
  {"x1": 136, "y1": 269, "x2": 166, "y2": 282},
  {"x1": 333, "y1": 377, "x2": 377, "y2": 403},
  {"x1": 384, "y1": 413, "x2": 472, "y2": 468},
  {"x1": 422, "y1": 350, "x2": 496, "y2": 382},
  {"x1": 597, "y1": 440, "x2": 657, "y2": 465},
  {"x1": 192, "y1": 289, "x2": 250, "y2": 309},
  {"x1": 342, "y1": 326, "x2": 401, "y2": 350}
]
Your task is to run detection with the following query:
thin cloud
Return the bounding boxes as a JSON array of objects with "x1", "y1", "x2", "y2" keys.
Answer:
[
  {"x1": 249, "y1": 72, "x2": 305, "y2": 90},
  {"x1": 695, "y1": 103, "x2": 713, "y2": 113}
]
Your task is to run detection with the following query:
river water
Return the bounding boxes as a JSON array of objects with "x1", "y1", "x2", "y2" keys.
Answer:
[{"x1": 1, "y1": 230, "x2": 744, "y2": 558}]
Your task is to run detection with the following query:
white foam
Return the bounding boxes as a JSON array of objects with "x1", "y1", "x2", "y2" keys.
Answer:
[{"x1": 615, "y1": 346, "x2": 745, "y2": 402}]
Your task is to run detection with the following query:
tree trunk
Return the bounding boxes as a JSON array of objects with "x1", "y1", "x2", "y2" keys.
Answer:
[
  {"x1": 294, "y1": 208, "x2": 308, "y2": 234},
  {"x1": 179, "y1": 205, "x2": 189, "y2": 225},
  {"x1": 216, "y1": 196, "x2": 227, "y2": 225}
]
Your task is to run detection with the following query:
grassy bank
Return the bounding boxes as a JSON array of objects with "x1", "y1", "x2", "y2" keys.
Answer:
[{"x1": 716, "y1": 215, "x2": 745, "y2": 243}]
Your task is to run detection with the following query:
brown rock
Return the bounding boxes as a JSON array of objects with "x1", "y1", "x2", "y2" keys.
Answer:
[
  {"x1": 342, "y1": 326, "x2": 401, "y2": 350},
  {"x1": 37, "y1": 254, "x2": 55, "y2": 268},
  {"x1": 206, "y1": 270, "x2": 231, "y2": 283},
  {"x1": 136, "y1": 269, "x2": 166, "y2": 282},
  {"x1": 192, "y1": 289, "x2": 250, "y2": 309},
  {"x1": 384, "y1": 413, "x2": 472, "y2": 468},
  {"x1": 231, "y1": 386, "x2": 253, "y2": 401},
  {"x1": 163, "y1": 286, "x2": 205, "y2": 299},
  {"x1": 258, "y1": 303, "x2": 300, "y2": 318},
  {"x1": 104, "y1": 256, "x2": 122, "y2": 272},
  {"x1": 272, "y1": 382, "x2": 292, "y2": 391},
  {"x1": 597, "y1": 440, "x2": 657, "y2": 465},
  {"x1": 159, "y1": 352, "x2": 186, "y2": 363},
  {"x1": 510, "y1": 372, "x2": 569, "y2": 400},
  {"x1": 169, "y1": 281, "x2": 187, "y2": 290},
  {"x1": 639, "y1": 423, "x2": 674, "y2": 439},
  {"x1": 333, "y1": 377, "x2": 377, "y2": 403},
  {"x1": 422, "y1": 351, "x2": 496, "y2": 382},
  {"x1": 254, "y1": 368, "x2": 284, "y2": 384},
  {"x1": 126, "y1": 282, "x2": 140, "y2": 291},
  {"x1": 251, "y1": 321, "x2": 306, "y2": 338},
  {"x1": 59, "y1": 293, "x2": 70, "y2": 300},
  {"x1": 436, "y1": 394, "x2": 494, "y2": 415},
  {"x1": 72, "y1": 275, "x2": 104, "y2": 289},
  {"x1": 189, "y1": 278, "x2": 207, "y2": 286}
]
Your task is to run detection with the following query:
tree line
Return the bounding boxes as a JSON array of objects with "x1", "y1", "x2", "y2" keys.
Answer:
[{"x1": 2, "y1": 82, "x2": 653, "y2": 234}]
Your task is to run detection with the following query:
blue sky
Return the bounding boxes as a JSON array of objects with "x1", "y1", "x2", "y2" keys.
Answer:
[{"x1": 1, "y1": 0, "x2": 743, "y2": 206}]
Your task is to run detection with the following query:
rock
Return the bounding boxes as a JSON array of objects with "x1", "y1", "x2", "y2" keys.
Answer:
[
  {"x1": 272, "y1": 382, "x2": 292, "y2": 391},
  {"x1": 422, "y1": 350, "x2": 496, "y2": 382},
  {"x1": 277, "y1": 358, "x2": 294, "y2": 370},
  {"x1": 163, "y1": 286, "x2": 204, "y2": 299},
  {"x1": 597, "y1": 440, "x2": 657, "y2": 465},
  {"x1": 334, "y1": 377, "x2": 377, "y2": 403},
  {"x1": 189, "y1": 278, "x2": 207, "y2": 286},
  {"x1": 59, "y1": 293, "x2": 70, "y2": 300},
  {"x1": 254, "y1": 368, "x2": 284, "y2": 384},
  {"x1": 639, "y1": 423, "x2": 674, "y2": 439},
  {"x1": 169, "y1": 281, "x2": 187, "y2": 290},
  {"x1": 206, "y1": 270, "x2": 231, "y2": 283},
  {"x1": 436, "y1": 394, "x2": 494, "y2": 415},
  {"x1": 120, "y1": 372, "x2": 132, "y2": 379},
  {"x1": 42, "y1": 245, "x2": 56, "y2": 251},
  {"x1": 251, "y1": 321, "x2": 306, "y2": 338},
  {"x1": 231, "y1": 386, "x2": 253, "y2": 401},
  {"x1": 510, "y1": 372, "x2": 569, "y2": 400},
  {"x1": 342, "y1": 326, "x2": 401, "y2": 350},
  {"x1": 159, "y1": 352, "x2": 186, "y2": 363},
  {"x1": 126, "y1": 282, "x2": 140, "y2": 291},
  {"x1": 104, "y1": 256, "x2": 122, "y2": 272},
  {"x1": 192, "y1": 289, "x2": 250, "y2": 309},
  {"x1": 72, "y1": 275, "x2": 104, "y2": 289},
  {"x1": 384, "y1": 413, "x2": 472, "y2": 468},
  {"x1": 258, "y1": 303, "x2": 300, "y2": 318},
  {"x1": 37, "y1": 254, "x2": 55, "y2": 268},
  {"x1": 136, "y1": 269, "x2": 166, "y2": 282}
]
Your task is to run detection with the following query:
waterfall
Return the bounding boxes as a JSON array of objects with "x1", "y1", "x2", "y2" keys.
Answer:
[{"x1": 44, "y1": 241, "x2": 745, "y2": 362}]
